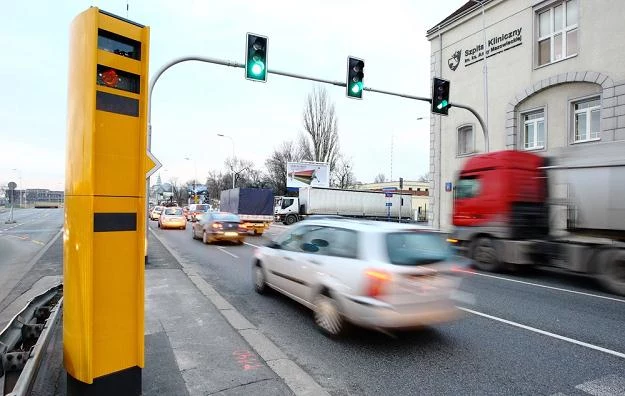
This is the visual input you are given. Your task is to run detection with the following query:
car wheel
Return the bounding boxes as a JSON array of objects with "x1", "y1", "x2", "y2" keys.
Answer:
[
  {"x1": 313, "y1": 292, "x2": 347, "y2": 338},
  {"x1": 158, "y1": 222, "x2": 161, "y2": 228},
  {"x1": 202, "y1": 231, "x2": 210, "y2": 244},
  {"x1": 253, "y1": 263, "x2": 268, "y2": 294},
  {"x1": 285, "y1": 214, "x2": 297, "y2": 225}
]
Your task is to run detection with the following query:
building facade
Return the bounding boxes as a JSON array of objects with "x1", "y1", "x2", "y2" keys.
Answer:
[{"x1": 427, "y1": 0, "x2": 625, "y2": 230}]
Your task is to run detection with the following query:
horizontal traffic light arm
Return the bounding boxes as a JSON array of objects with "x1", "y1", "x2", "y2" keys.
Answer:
[{"x1": 147, "y1": 56, "x2": 488, "y2": 153}]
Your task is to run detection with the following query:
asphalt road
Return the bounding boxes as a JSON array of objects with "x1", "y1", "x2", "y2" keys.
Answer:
[
  {"x1": 153, "y1": 221, "x2": 625, "y2": 396},
  {"x1": 0, "y1": 208, "x2": 63, "y2": 306}
]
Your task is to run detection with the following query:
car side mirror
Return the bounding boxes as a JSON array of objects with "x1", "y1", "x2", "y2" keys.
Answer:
[{"x1": 301, "y1": 243, "x2": 319, "y2": 253}]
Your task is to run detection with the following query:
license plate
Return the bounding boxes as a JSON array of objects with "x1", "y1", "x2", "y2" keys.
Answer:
[{"x1": 225, "y1": 232, "x2": 238, "y2": 237}]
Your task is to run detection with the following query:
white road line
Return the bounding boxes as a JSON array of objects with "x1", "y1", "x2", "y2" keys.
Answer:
[
  {"x1": 458, "y1": 269, "x2": 625, "y2": 303},
  {"x1": 575, "y1": 374, "x2": 625, "y2": 396},
  {"x1": 244, "y1": 242, "x2": 261, "y2": 248},
  {"x1": 459, "y1": 307, "x2": 625, "y2": 360},
  {"x1": 217, "y1": 247, "x2": 239, "y2": 259}
]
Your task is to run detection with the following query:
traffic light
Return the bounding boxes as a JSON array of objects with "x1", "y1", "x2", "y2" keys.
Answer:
[
  {"x1": 399, "y1": 177, "x2": 404, "y2": 190},
  {"x1": 246, "y1": 33, "x2": 268, "y2": 82},
  {"x1": 432, "y1": 77, "x2": 451, "y2": 115},
  {"x1": 346, "y1": 56, "x2": 365, "y2": 99}
]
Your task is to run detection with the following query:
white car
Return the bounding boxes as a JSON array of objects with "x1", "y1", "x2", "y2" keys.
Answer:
[{"x1": 253, "y1": 219, "x2": 466, "y2": 337}]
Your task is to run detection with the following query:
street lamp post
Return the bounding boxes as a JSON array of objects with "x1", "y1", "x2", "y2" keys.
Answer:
[
  {"x1": 184, "y1": 156, "x2": 198, "y2": 203},
  {"x1": 217, "y1": 134, "x2": 236, "y2": 189}
]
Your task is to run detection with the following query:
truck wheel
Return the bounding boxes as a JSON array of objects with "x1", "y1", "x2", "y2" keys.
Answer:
[
  {"x1": 598, "y1": 249, "x2": 625, "y2": 296},
  {"x1": 285, "y1": 214, "x2": 297, "y2": 225},
  {"x1": 471, "y1": 237, "x2": 503, "y2": 272}
]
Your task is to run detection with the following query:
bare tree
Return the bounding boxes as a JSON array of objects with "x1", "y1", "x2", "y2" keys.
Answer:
[
  {"x1": 417, "y1": 172, "x2": 431, "y2": 182},
  {"x1": 374, "y1": 173, "x2": 387, "y2": 183},
  {"x1": 331, "y1": 156, "x2": 355, "y2": 189},
  {"x1": 265, "y1": 140, "x2": 302, "y2": 195},
  {"x1": 299, "y1": 85, "x2": 340, "y2": 170},
  {"x1": 205, "y1": 170, "x2": 228, "y2": 200},
  {"x1": 224, "y1": 157, "x2": 254, "y2": 188}
]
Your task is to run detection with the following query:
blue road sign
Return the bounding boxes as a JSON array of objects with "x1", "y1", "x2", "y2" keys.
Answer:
[
  {"x1": 384, "y1": 192, "x2": 393, "y2": 198},
  {"x1": 385, "y1": 202, "x2": 392, "y2": 207},
  {"x1": 382, "y1": 187, "x2": 397, "y2": 192}
]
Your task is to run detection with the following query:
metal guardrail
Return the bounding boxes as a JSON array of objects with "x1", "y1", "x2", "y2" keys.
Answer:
[{"x1": 0, "y1": 285, "x2": 63, "y2": 396}]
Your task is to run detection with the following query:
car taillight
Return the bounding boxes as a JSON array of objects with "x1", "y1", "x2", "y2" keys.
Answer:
[
  {"x1": 240, "y1": 224, "x2": 247, "y2": 229},
  {"x1": 364, "y1": 270, "x2": 391, "y2": 298},
  {"x1": 212, "y1": 223, "x2": 222, "y2": 229}
]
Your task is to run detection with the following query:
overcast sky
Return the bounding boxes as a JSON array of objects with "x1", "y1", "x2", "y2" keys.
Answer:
[{"x1": 0, "y1": 0, "x2": 466, "y2": 190}]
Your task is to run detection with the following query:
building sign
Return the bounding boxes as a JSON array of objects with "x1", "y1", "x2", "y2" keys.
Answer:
[{"x1": 449, "y1": 27, "x2": 523, "y2": 70}]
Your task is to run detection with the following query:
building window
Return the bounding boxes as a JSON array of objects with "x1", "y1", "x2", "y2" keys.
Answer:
[
  {"x1": 457, "y1": 125, "x2": 474, "y2": 156},
  {"x1": 523, "y1": 110, "x2": 545, "y2": 150},
  {"x1": 573, "y1": 97, "x2": 600, "y2": 142},
  {"x1": 537, "y1": 0, "x2": 578, "y2": 66}
]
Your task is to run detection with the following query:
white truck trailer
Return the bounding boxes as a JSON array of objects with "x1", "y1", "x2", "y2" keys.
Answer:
[{"x1": 275, "y1": 187, "x2": 413, "y2": 225}]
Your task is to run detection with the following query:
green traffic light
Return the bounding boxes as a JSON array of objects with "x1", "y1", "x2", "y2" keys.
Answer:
[
  {"x1": 351, "y1": 84, "x2": 360, "y2": 94},
  {"x1": 436, "y1": 100, "x2": 448, "y2": 110},
  {"x1": 251, "y1": 62, "x2": 264, "y2": 76}
]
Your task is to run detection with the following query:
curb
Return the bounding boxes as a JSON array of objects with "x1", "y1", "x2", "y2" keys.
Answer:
[{"x1": 149, "y1": 228, "x2": 330, "y2": 396}]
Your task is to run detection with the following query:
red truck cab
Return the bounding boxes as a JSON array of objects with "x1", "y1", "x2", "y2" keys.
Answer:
[{"x1": 452, "y1": 150, "x2": 549, "y2": 270}]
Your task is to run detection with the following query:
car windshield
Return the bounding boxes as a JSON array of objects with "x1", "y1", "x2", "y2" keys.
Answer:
[
  {"x1": 164, "y1": 208, "x2": 183, "y2": 216},
  {"x1": 195, "y1": 204, "x2": 209, "y2": 211},
  {"x1": 212, "y1": 213, "x2": 240, "y2": 222},
  {"x1": 386, "y1": 232, "x2": 451, "y2": 265},
  {"x1": 154, "y1": 207, "x2": 163, "y2": 212}
]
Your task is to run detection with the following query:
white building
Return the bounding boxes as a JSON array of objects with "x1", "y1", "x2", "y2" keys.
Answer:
[{"x1": 427, "y1": 0, "x2": 625, "y2": 230}]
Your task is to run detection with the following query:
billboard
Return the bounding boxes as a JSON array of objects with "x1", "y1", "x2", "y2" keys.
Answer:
[{"x1": 286, "y1": 161, "x2": 330, "y2": 188}]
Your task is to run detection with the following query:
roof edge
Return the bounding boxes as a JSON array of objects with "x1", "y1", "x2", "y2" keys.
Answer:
[{"x1": 426, "y1": 0, "x2": 496, "y2": 37}]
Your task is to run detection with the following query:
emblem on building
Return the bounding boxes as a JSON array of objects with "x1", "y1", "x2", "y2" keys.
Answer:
[{"x1": 448, "y1": 50, "x2": 461, "y2": 71}]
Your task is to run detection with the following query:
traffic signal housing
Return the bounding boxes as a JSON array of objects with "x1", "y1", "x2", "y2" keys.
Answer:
[
  {"x1": 246, "y1": 33, "x2": 268, "y2": 82},
  {"x1": 432, "y1": 77, "x2": 451, "y2": 115},
  {"x1": 346, "y1": 56, "x2": 365, "y2": 99}
]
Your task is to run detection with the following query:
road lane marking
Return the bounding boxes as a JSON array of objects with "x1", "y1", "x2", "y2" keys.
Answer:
[
  {"x1": 244, "y1": 242, "x2": 261, "y2": 248},
  {"x1": 575, "y1": 374, "x2": 625, "y2": 396},
  {"x1": 457, "y1": 269, "x2": 625, "y2": 303},
  {"x1": 217, "y1": 247, "x2": 239, "y2": 259},
  {"x1": 31, "y1": 240, "x2": 45, "y2": 246},
  {"x1": 459, "y1": 307, "x2": 625, "y2": 360}
]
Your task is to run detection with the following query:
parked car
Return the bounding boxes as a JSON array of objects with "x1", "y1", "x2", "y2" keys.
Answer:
[
  {"x1": 192, "y1": 212, "x2": 246, "y2": 244},
  {"x1": 252, "y1": 219, "x2": 467, "y2": 337},
  {"x1": 158, "y1": 207, "x2": 187, "y2": 230},
  {"x1": 187, "y1": 203, "x2": 210, "y2": 222},
  {"x1": 149, "y1": 206, "x2": 164, "y2": 221}
]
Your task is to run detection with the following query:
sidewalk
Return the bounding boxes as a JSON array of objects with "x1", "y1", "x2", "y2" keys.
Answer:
[{"x1": 26, "y1": 231, "x2": 326, "y2": 395}]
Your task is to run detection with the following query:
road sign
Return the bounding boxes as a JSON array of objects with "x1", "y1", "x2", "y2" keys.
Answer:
[
  {"x1": 384, "y1": 192, "x2": 393, "y2": 198},
  {"x1": 385, "y1": 202, "x2": 392, "y2": 207},
  {"x1": 382, "y1": 187, "x2": 397, "y2": 192},
  {"x1": 146, "y1": 150, "x2": 162, "y2": 178},
  {"x1": 445, "y1": 182, "x2": 453, "y2": 192},
  {"x1": 8, "y1": 181, "x2": 16, "y2": 190}
]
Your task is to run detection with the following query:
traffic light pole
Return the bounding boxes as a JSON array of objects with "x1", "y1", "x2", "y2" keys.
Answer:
[{"x1": 146, "y1": 57, "x2": 491, "y2": 220}]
